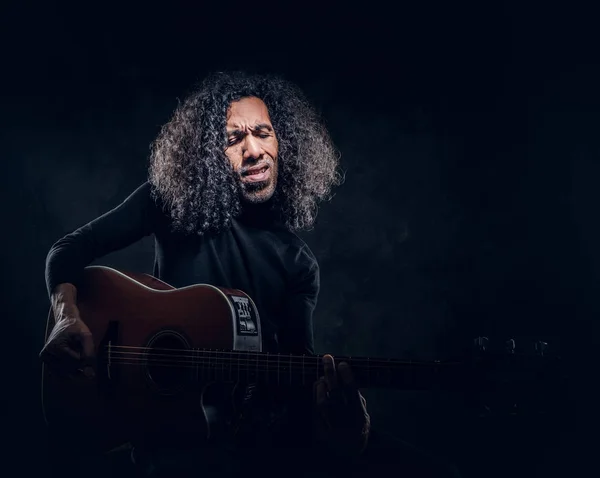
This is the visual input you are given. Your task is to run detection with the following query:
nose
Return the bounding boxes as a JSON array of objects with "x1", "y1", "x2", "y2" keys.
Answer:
[{"x1": 242, "y1": 135, "x2": 262, "y2": 160}]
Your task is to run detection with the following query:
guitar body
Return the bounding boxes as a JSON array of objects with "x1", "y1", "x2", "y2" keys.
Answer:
[{"x1": 41, "y1": 266, "x2": 262, "y2": 452}]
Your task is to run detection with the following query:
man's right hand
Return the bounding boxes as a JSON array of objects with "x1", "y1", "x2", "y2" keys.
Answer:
[{"x1": 40, "y1": 304, "x2": 96, "y2": 378}]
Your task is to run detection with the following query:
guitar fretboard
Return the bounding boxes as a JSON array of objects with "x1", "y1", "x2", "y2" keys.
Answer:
[{"x1": 106, "y1": 346, "x2": 470, "y2": 390}]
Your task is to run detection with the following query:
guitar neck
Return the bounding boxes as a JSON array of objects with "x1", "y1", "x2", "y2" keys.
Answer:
[
  {"x1": 246, "y1": 353, "x2": 468, "y2": 390},
  {"x1": 113, "y1": 346, "x2": 470, "y2": 390}
]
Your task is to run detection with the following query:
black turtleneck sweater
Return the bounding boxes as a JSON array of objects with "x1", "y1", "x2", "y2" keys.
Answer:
[
  {"x1": 45, "y1": 181, "x2": 319, "y2": 356},
  {"x1": 44, "y1": 181, "x2": 320, "y2": 474}
]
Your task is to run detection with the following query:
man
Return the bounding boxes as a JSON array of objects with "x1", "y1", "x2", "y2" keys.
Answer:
[{"x1": 40, "y1": 71, "x2": 370, "y2": 477}]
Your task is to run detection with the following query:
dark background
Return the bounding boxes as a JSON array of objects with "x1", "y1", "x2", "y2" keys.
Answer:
[{"x1": 2, "y1": 1, "x2": 597, "y2": 476}]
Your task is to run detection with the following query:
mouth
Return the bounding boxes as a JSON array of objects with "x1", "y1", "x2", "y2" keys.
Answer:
[{"x1": 241, "y1": 164, "x2": 271, "y2": 183}]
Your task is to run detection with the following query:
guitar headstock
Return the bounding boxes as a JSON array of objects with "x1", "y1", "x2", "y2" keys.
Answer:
[
  {"x1": 468, "y1": 336, "x2": 563, "y2": 419},
  {"x1": 472, "y1": 336, "x2": 551, "y2": 356}
]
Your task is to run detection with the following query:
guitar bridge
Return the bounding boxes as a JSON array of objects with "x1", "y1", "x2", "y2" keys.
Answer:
[{"x1": 97, "y1": 321, "x2": 120, "y2": 394}]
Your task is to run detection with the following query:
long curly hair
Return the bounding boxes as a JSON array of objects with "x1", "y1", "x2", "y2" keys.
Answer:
[{"x1": 148, "y1": 71, "x2": 342, "y2": 235}]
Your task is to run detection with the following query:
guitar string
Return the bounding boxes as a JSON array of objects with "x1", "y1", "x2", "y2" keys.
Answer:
[
  {"x1": 104, "y1": 349, "x2": 454, "y2": 366},
  {"x1": 106, "y1": 344, "x2": 537, "y2": 361},
  {"x1": 80, "y1": 360, "x2": 464, "y2": 388},
  {"x1": 90, "y1": 360, "x2": 447, "y2": 386},
  {"x1": 85, "y1": 347, "x2": 527, "y2": 371},
  {"x1": 111, "y1": 344, "x2": 404, "y2": 363},
  {"x1": 107, "y1": 350, "x2": 435, "y2": 365},
  {"x1": 96, "y1": 353, "x2": 463, "y2": 371},
  {"x1": 89, "y1": 360, "x2": 453, "y2": 379},
  {"x1": 92, "y1": 360, "x2": 439, "y2": 376},
  {"x1": 102, "y1": 356, "x2": 448, "y2": 370}
]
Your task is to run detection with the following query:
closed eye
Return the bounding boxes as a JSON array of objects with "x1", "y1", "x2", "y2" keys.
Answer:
[
  {"x1": 227, "y1": 135, "x2": 242, "y2": 146},
  {"x1": 226, "y1": 126, "x2": 273, "y2": 146}
]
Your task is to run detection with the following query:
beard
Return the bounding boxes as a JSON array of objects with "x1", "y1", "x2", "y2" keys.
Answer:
[
  {"x1": 242, "y1": 179, "x2": 270, "y2": 192},
  {"x1": 239, "y1": 177, "x2": 277, "y2": 203},
  {"x1": 235, "y1": 162, "x2": 278, "y2": 204}
]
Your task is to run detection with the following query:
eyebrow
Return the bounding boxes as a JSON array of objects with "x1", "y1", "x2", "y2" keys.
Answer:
[{"x1": 227, "y1": 123, "x2": 273, "y2": 134}]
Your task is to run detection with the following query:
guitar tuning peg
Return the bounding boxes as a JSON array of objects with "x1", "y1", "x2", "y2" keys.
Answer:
[
  {"x1": 505, "y1": 338, "x2": 516, "y2": 354},
  {"x1": 473, "y1": 336, "x2": 489, "y2": 353},
  {"x1": 535, "y1": 341, "x2": 548, "y2": 356},
  {"x1": 477, "y1": 405, "x2": 492, "y2": 419}
]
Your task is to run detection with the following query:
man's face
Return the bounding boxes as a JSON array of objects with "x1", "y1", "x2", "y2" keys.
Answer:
[{"x1": 225, "y1": 96, "x2": 279, "y2": 204}]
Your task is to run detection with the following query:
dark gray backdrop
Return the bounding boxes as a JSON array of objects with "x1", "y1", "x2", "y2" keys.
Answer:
[{"x1": 2, "y1": 1, "x2": 597, "y2": 477}]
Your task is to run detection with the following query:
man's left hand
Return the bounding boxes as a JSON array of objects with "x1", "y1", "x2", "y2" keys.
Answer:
[{"x1": 313, "y1": 354, "x2": 371, "y2": 456}]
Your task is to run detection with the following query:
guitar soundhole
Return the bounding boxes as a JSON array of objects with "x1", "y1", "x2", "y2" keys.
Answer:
[{"x1": 145, "y1": 331, "x2": 192, "y2": 395}]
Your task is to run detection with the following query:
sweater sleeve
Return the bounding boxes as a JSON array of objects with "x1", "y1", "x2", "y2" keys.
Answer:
[
  {"x1": 264, "y1": 244, "x2": 320, "y2": 450},
  {"x1": 277, "y1": 244, "x2": 320, "y2": 356},
  {"x1": 45, "y1": 182, "x2": 158, "y2": 299}
]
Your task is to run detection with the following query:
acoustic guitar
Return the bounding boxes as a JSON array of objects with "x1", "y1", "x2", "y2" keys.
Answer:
[{"x1": 41, "y1": 266, "x2": 559, "y2": 451}]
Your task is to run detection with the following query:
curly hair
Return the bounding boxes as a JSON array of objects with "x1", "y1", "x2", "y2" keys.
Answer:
[{"x1": 148, "y1": 71, "x2": 342, "y2": 236}]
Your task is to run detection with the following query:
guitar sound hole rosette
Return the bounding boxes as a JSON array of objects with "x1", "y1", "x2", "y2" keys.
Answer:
[{"x1": 144, "y1": 330, "x2": 193, "y2": 395}]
